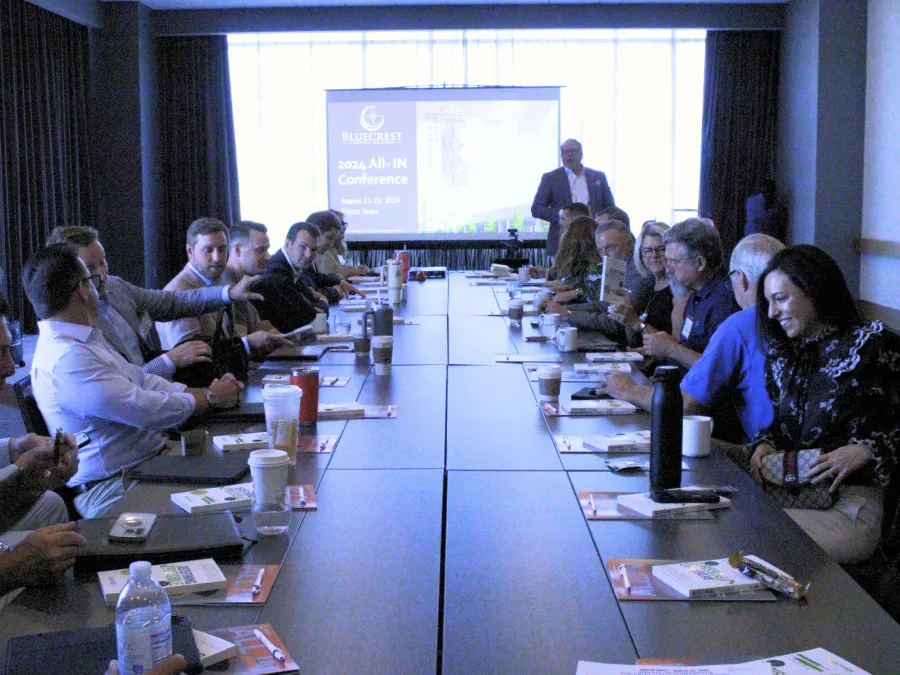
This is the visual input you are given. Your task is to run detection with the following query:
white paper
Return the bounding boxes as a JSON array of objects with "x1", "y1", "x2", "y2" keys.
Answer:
[
  {"x1": 744, "y1": 648, "x2": 872, "y2": 675},
  {"x1": 575, "y1": 663, "x2": 766, "y2": 675}
]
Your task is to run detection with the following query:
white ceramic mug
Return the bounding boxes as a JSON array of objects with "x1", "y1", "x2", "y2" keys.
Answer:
[
  {"x1": 539, "y1": 313, "x2": 561, "y2": 329},
  {"x1": 556, "y1": 326, "x2": 578, "y2": 352},
  {"x1": 682, "y1": 415, "x2": 714, "y2": 457}
]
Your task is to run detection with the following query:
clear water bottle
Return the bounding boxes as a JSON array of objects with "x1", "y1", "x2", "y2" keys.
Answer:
[{"x1": 115, "y1": 561, "x2": 172, "y2": 674}]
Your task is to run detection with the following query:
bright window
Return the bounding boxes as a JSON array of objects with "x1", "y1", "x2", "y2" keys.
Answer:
[{"x1": 229, "y1": 29, "x2": 705, "y2": 242}]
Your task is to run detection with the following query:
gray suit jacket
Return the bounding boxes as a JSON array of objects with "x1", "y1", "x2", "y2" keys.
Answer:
[{"x1": 101, "y1": 275, "x2": 229, "y2": 379}]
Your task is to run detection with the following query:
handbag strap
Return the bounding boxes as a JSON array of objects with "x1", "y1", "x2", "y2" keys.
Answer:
[{"x1": 784, "y1": 451, "x2": 799, "y2": 487}]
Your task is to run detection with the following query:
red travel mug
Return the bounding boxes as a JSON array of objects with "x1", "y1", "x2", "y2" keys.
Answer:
[{"x1": 290, "y1": 367, "x2": 319, "y2": 425}]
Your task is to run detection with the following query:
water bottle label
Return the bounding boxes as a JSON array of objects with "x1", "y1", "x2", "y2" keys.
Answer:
[{"x1": 118, "y1": 623, "x2": 172, "y2": 674}]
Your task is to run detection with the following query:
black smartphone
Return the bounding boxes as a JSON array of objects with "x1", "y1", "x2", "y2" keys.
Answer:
[
  {"x1": 172, "y1": 615, "x2": 204, "y2": 675},
  {"x1": 571, "y1": 387, "x2": 611, "y2": 401},
  {"x1": 650, "y1": 489, "x2": 721, "y2": 504}
]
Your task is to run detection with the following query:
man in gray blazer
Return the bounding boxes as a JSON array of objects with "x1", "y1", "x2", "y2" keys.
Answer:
[
  {"x1": 531, "y1": 138, "x2": 615, "y2": 256},
  {"x1": 48, "y1": 226, "x2": 260, "y2": 381}
]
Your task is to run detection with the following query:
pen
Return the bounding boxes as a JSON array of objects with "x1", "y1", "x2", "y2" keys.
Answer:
[
  {"x1": 328, "y1": 377, "x2": 339, "y2": 386},
  {"x1": 319, "y1": 439, "x2": 328, "y2": 450},
  {"x1": 251, "y1": 568, "x2": 265, "y2": 596},
  {"x1": 295, "y1": 486, "x2": 306, "y2": 504},
  {"x1": 562, "y1": 436, "x2": 571, "y2": 450},
  {"x1": 588, "y1": 493, "x2": 596, "y2": 514},
  {"x1": 253, "y1": 628, "x2": 286, "y2": 662},
  {"x1": 618, "y1": 564, "x2": 632, "y2": 594}
]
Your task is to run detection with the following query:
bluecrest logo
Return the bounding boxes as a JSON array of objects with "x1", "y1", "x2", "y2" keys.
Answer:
[{"x1": 360, "y1": 105, "x2": 385, "y2": 132}]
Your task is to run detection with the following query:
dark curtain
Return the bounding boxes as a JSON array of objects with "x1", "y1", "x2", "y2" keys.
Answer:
[
  {"x1": 158, "y1": 36, "x2": 240, "y2": 285},
  {"x1": 0, "y1": 0, "x2": 93, "y2": 331},
  {"x1": 698, "y1": 31, "x2": 780, "y2": 258}
]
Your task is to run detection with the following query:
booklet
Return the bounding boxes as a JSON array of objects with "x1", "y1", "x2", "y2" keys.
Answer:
[
  {"x1": 169, "y1": 564, "x2": 279, "y2": 606},
  {"x1": 576, "y1": 661, "x2": 767, "y2": 674},
  {"x1": 578, "y1": 492, "x2": 713, "y2": 521},
  {"x1": 98, "y1": 558, "x2": 227, "y2": 605},
  {"x1": 616, "y1": 492, "x2": 731, "y2": 517},
  {"x1": 206, "y1": 623, "x2": 299, "y2": 674},
  {"x1": 582, "y1": 431, "x2": 651, "y2": 453},
  {"x1": 604, "y1": 558, "x2": 775, "y2": 603},
  {"x1": 599, "y1": 255, "x2": 629, "y2": 305},
  {"x1": 193, "y1": 629, "x2": 239, "y2": 668},
  {"x1": 171, "y1": 483, "x2": 254, "y2": 514},
  {"x1": 584, "y1": 351, "x2": 644, "y2": 363},
  {"x1": 213, "y1": 432, "x2": 270, "y2": 453},
  {"x1": 560, "y1": 399, "x2": 638, "y2": 416},
  {"x1": 651, "y1": 558, "x2": 766, "y2": 598},
  {"x1": 745, "y1": 648, "x2": 873, "y2": 675},
  {"x1": 574, "y1": 362, "x2": 633, "y2": 374},
  {"x1": 318, "y1": 402, "x2": 366, "y2": 420}
]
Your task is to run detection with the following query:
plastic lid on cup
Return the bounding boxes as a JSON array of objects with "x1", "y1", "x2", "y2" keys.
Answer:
[
  {"x1": 508, "y1": 299, "x2": 525, "y2": 307},
  {"x1": 248, "y1": 449, "x2": 290, "y2": 467},
  {"x1": 371, "y1": 335, "x2": 394, "y2": 345},
  {"x1": 262, "y1": 384, "x2": 302, "y2": 401},
  {"x1": 537, "y1": 365, "x2": 562, "y2": 377}
]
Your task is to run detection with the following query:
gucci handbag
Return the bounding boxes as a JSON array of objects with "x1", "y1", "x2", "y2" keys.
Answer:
[{"x1": 760, "y1": 449, "x2": 838, "y2": 510}]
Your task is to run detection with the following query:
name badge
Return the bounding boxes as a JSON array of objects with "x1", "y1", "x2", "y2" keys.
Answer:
[{"x1": 681, "y1": 316, "x2": 694, "y2": 340}]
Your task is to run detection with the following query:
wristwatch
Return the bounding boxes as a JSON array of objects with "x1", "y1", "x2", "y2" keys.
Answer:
[
  {"x1": 206, "y1": 390, "x2": 220, "y2": 408},
  {"x1": 0, "y1": 541, "x2": 10, "y2": 554}
]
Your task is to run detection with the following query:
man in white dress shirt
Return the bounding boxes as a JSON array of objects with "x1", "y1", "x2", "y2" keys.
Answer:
[{"x1": 24, "y1": 245, "x2": 244, "y2": 518}]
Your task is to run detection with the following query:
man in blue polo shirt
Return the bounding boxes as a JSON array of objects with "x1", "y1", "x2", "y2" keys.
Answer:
[{"x1": 602, "y1": 233, "x2": 784, "y2": 441}]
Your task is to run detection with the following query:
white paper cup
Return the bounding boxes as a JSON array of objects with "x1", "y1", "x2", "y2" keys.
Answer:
[
  {"x1": 508, "y1": 298, "x2": 525, "y2": 322},
  {"x1": 682, "y1": 415, "x2": 714, "y2": 457},
  {"x1": 372, "y1": 335, "x2": 394, "y2": 375},
  {"x1": 518, "y1": 266, "x2": 530, "y2": 283},
  {"x1": 537, "y1": 365, "x2": 563, "y2": 401},
  {"x1": 556, "y1": 326, "x2": 578, "y2": 352},
  {"x1": 312, "y1": 313, "x2": 328, "y2": 334},
  {"x1": 248, "y1": 449, "x2": 290, "y2": 505},
  {"x1": 262, "y1": 384, "x2": 302, "y2": 464}
]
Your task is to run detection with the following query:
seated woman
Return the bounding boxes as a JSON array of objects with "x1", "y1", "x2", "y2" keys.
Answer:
[
  {"x1": 308, "y1": 210, "x2": 370, "y2": 279},
  {"x1": 608, "y1": 221, "x2": 672, "y2": 346},
  {"x1": 536, "y1": 216, "x2": 600, "y2": 307},
  {"x1": 749, "y1": 245, "x2": 900, "y2": 564}
]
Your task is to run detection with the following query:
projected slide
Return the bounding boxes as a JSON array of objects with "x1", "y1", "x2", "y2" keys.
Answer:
[{"x1": 326, "y1": 87, "x2": 560, "y2": 235}]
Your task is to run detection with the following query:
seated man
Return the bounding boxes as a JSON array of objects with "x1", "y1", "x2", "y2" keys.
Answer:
[
  {"x1": 297, "y1": 213, "x2": 364, "y2": 302},
  {"x1": 25, "y1": 245, "x2": 243, "y2": 518},
  {"x1": 595, "y1": 205, "x2": 631, "y2": 228},
  {"x1": 640, "y1": 218, "x2": 740, "y2": 370},
  {"x1": 222, "y1": 220, "x2": 282, "y2": 335},
  {"x1": 602, "y1": 234, "x2": 785, "y2": 442},
  {"x1": 544, "y1": 220, "x2": 654, "y2": 341},
  {"x1": 157, "y1": 218, "x2": 287, "y2": 361},
  {"x1": 255, "y1": 221, "x2": 361, "y2": 333},
  {"x1": 313, "y1": 210, "x2": 370, "y2": 279},
  {"x1": 48, "y1": 226, "x2": 260, "y2": 382},
  {"x1": 0, "y1": 292, "x2": 75, "y2": 535}
]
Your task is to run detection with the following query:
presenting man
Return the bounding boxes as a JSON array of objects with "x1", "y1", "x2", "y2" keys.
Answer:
[
  {"x1": 531, "y1": 139, "x2": 615, "y2": 256},
  {"x1": 26, "y1": 245, "x2": 243, "y2": 517},
  {"x1": 48, "y1": 225, "x2": 260, "y2": 382},
  {"x1": 602, "y1": 234, "x2": 784, "y2": 442}
]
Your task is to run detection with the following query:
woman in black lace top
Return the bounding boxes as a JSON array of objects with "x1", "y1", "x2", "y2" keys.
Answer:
[{"x1": 749, "y1": 245, "x2": 900, "y2": 564}]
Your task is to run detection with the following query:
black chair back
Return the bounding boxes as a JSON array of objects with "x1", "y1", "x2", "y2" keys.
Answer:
[{"x1": 12, "y1": 375, "x2": 50, "y2": 436}]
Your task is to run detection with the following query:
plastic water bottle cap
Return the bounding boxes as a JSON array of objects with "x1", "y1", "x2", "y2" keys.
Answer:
[{"x1": 129, "y1": 561, "x2": 152, "y2": 577}]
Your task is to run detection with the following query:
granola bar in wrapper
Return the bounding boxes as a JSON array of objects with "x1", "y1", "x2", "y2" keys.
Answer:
[{"x1": 728, "y1": 552, "x2": 810, "y2": 600}]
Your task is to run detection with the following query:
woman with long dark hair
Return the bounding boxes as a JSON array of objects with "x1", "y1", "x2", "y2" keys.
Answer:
[{"x1": 749, "y1": 245, "x2": 900, "y2": 564}]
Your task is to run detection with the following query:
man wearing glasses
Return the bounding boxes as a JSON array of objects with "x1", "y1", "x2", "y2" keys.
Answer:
[
  {"x1": 531, "y1": 139, "x2": 615, "y2": 256},
  {"x1": 47, "y1": 225, "x2": 260, "y2": 382},
  {"x1": 642, "y1": 218, "x2": 740, "y2": 369},
  {"x1": 24, "y1": 246, "x2": 243, "y2": 517}
]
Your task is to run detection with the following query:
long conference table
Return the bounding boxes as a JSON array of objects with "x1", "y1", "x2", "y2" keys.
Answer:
[{"x1": 2, "y1": 272, "x2": 900, "y2": 673}]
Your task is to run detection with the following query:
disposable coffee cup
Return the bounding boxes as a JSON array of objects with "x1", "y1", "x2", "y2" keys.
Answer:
[
  {"x1": 372, "y1": 335, "x2": 394, "y2": 376},
  {"x1": 354, "y1": 335, "x2": 371, "y2": 355},
  {"x1": 537, "y1": 365, "x2": 563, "y2": 401},
  {"x1": 262, "y1": 384, "x2": 302, "y2": 464},
  {"x1": 682, "y1": 415, "x2": 714, "y2": 457},
  {"x1": 248, "y1": 449, "x2": 290, "y2": 505},
  {"x1": 508, "y1": 298, "x2": 525, "y2": 322},
  {"x1": 312, "y1": 313, "x2": 328, "y2": 334}
]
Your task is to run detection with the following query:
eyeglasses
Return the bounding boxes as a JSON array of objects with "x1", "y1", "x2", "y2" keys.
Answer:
[
  {"x1": 728, "y1": 269, "x2": 741, "y2": 280},
  {"x1": 70, "y1": 274, "x2": 102, "y2": 295},
  {"x1": 664, "y1": 256, "x2": 699, "y2": 268},
  {"x1": 640, "y1": 246, "x2": 666, "y2": 257}
]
